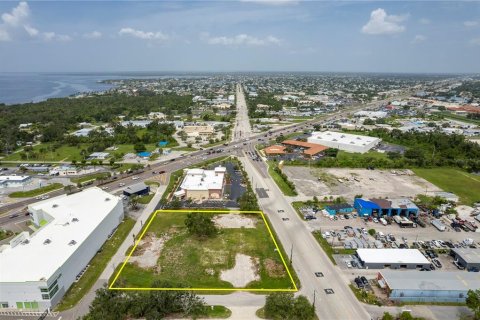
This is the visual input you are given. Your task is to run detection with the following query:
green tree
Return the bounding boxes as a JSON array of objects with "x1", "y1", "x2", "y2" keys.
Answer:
[
  {"x1": 382, "y1": 312, "x2": 395, "y2": 320},
  {"x1": 134, "y1": 142, "x2": 147, "y2": 153},
  {"x1": 399, "y1": 311, "x2": 414, "y2": 320},
  {"x1": 292, "y1": 295, "x2": 315, "y2": 320},
  {"x1": 368, "y1": 229, "x2": 376, "y2": 236},
  {"x1": 264, "y1": 293, "x2": 294, "y2": 320},
  {"x1": 184, "y1": 212, "x2": 217, "y2": 238},
  {"x1": 467, "y1": 289, "x2": 480, "y2": 319}
]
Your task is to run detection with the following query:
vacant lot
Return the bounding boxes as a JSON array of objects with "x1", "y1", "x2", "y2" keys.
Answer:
[
  {"x1": 282, "y1": 167, "x2": 441, "y2": 200},
  {"x1": 412, "y1": 168, "x2": 480, "y2": 205},
  {"x1": 113, "y1": 211, "x2": 294, "y2": 290}
]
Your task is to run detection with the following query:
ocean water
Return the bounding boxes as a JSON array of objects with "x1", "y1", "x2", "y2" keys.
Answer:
[
  {"x1": 0, "y1": 72, "x2": 210, "y2": 105},
  {"x1": 0, "y1": 73, "x2": 121, "y2": 105}
]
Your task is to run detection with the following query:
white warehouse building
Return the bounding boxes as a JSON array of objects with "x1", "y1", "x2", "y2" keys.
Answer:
[
  {"x1": 0, "y1": 175, "x2": 32, "y2": 188},
  {"x1": 0, "y1": 187, "x2": 124, "y2": 312},
  {"x1": 308, "y1": 131, "x2": 381, "y2": 153}
]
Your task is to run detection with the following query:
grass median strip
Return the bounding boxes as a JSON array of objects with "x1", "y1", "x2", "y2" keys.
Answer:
[
  {"x1": 71, "y1": 172, "x2": 111, "y2": 184},
  {"x1": 55, "y1": 218, "x2": 135, "y2": 311},
  {"x1": 267, "y1": 162, "x2": 297, "y2": 196},
  {"x1": 9, "y1": 183, "x2": 63, "y2": 198}
]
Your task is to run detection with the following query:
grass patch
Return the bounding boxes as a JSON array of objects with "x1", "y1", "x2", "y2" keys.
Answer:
[
  {"x1": 9, "y1": 183, "x2": 63, "y2": 198},
  {"x1": 137, "y1": 194, "x2": 154, "y2": 205},
  {"x1": 267, "y1": 162, "x2": 297, "y2": 196},
  {"x1": 2, "y1": 143, "x2": 90, "y2": 162},
  {"x1": 172, "y1": 146, "x2": 198, "y2": 152},
  {"x1": 312, "y1": 231, "x2": 356, "y2": 265},
  {"x1": 256, "y1": 307, "x2": 266, "y2": 319},
  {"x1": 397, "y1": 301, "x2": 466, "y2": 307},
  {"x1": 412, "y1": 167, "x2": 480, "y2": 205},
  {"x1": 336, "y1": 150, "x2": 388, "y2": 161},
  {"x1": 0, "y1": 229, "x2": 15, "y2": 241},
  {"x1": 204, "y1": 305, "x2": 232, "y2": 318},
  {"x1": 112, "y1": 211, "x2": 296, "y2": 291},
  {"x1": 70, "y1": 172, "x2": 111, "y2": 184},
  {"x1": 348, "y1": 284, "x2": 381, "y2": 306},
  {"x1": 145, "y1": 180, "x2": 160, "y2": 187},
  {"x1": 56, "y1": 218, "x2": 135, "y2": 311}
]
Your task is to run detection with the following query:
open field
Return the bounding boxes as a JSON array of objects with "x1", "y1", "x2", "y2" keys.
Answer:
[
  {"x1": 56, "y1": 218, "x2": 135, "y2": 311},
  {"x1": 282, "y1": 167, "x2": 441, "y2": 200},
  {"x1": 2, "y1": 143, "x2": 90, "y2": 162},
  {"x1": 110, "y1": 210, "x2": 296, "y2": 291},
  {"x1": 8, "y1": 183, "x2": 63, "y2": 198},
  {"x1": 412, "y1": 168, "x2": 480, "y2": 205}
]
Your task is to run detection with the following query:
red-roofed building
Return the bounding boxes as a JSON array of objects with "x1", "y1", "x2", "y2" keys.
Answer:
[
  {"x1": 264, "y1": 145, "x2": 286, "y2": 156},
  {"x1": 282, "y1": 140, "x2": 329, "y2": 157}
]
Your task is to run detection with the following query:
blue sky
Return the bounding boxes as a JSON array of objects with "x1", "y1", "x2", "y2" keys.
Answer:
[{"x1": 0, "y1": 1, "x2": 479, "y2": 73}]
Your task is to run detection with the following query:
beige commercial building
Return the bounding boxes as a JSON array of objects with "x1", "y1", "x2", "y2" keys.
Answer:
[
  {"x1": 174, "y1": 166, "x2": 226, "y2": 202},
  {"x1": 183, "y1": 125, "x2": 215, "y2": 138}
]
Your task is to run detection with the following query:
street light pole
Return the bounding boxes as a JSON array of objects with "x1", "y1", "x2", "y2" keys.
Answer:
[
  {"x1": 313, "y1": 289, "x2": 316, "y2": 307},
  {"x1": 290, "y1": 244, "x2": 293, "y2": 265}
]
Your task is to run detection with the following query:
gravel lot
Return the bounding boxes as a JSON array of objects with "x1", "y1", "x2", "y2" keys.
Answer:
[
  {"x1": 283, "y1": 167, "x2": 442, "y2": 199},
  {"x1": 220, "y1": 253, "x2": 259, "y2": 287},
  {"x1": 213, "y1": 213, "x2": 256, "y2": 229}
]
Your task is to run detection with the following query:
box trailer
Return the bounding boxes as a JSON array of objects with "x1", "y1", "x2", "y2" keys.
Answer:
[{"x1": 431, "y1": 219, "x2": 446, "y2": 232}]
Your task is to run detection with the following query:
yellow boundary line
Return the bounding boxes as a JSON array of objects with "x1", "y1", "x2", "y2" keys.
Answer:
[{"x1": 109, "y1": 210, "x2": 298, "y2": 292}]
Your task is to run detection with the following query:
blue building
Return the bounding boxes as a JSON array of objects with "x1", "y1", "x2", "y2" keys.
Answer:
[
  {"x1": 353, "y1": 198, "x2": 418, "y2": 217},
  {"x1": 325, "y1": 203, "x2": 354, "y2": 215},
  {"x1": 123, "y1": 182, "x2": 150, "y2": 197}
]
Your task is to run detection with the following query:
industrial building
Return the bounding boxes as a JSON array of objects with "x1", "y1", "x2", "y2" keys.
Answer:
[
  {"x1": 174, "y1": 166, "x2": 226, "y2": 202},
  {"x1": 378, "y1": 270, "x2": 480, "y2": 303},
  {"x1": 0, "y1": 187, "x2": 124, "y2": 311},
  {"x1": 356, "y1": 249, "x2": 430, "y2": 269},
  {"x1": 307, "y1": 131, "x2": 381, "y2": 153},
  {"x1": 353, "y1": 198, "x2": 419, "y2": 217},
  {"x1": 325, "y1": 203, "x2": 354, "y2": 215},
  {"x1": 0, "y1": 175, "x2": 32, "y2": 188},
  {"x1": 451, "y1": 248, "x2": 480, "y2": 269},
  {"x1": 123, "y1": 182, "x2": 150, "y2": 197}
]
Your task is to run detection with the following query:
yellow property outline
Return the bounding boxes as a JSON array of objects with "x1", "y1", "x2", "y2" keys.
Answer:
[{"x1": 109, "y1": 209, "x2": 298, "y2": 292}]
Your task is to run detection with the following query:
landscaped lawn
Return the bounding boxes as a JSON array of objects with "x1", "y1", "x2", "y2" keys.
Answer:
[
  {"x1": 137, "y1": 194, "x2": 154, "y2": 204},
  {"x1": 56, "y1": 218, "x2": 135, "y2": 311},
  {"x1": 9, "y1": 183, "x2": 63, "y2": 198},
  {"x1": 112, "y1": 211, "x2": 295, "y2": 291},
  {"x1": 3, "y1": 143, "x2": 90, "y2": 162},
  {"x1": 412, "y1": 168, "x2": 480, "y2": 205}
]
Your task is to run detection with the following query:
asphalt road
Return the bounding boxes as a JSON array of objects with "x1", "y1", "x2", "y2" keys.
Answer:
[{"x1": 232, "y1": 84, "x2": 252, "y2": 141}]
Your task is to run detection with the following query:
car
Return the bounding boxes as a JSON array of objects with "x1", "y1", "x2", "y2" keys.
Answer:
[
  {"x1": 468, "y1": 267, "x2": 480, "y2": 272},
  {"x1": 453, "y1": 260, "x2": 465, "y2": 270},
  {"x1": 170, "y1": 158, "x2": 176, "y2": 162},
  {"x1": 282, "y1": 218, "x2": 289, "y2": 221},
  {"x1": 432, "y1": 258, "x2": 442, "y2": 268},
  {"x1": 351, "y1": 261, "x2": 358, "y2": 268},
  {"x1": 346, "y1": 261, "x2": 352, "y2": 268},
  {"x1": 9, "y1": 214, "x2": 19, "y2": 219},
  {"x1": 277, "y1": 209, "x2": 284, "y2": 213},
  {"x1": 101, "y1": 186, "x2": 109, "y2": 190},
  {"x1": 314, "y1": 272, "x2": 323, "y2": 277},
  {"x1": 119, "y1": 183, "x2": 126, "y2": 187},
  {"x1": 360, "y1": 276, "x2": 368, "y2": 286},
  {"x1": 372, "y1": 218, "x2": 379, "y2": 223},
  {"x1": 354, "y1": 277, "x2": 364, "y2": 288},
  {"x1": 305, "y1": 215, "x2": 317, "y2": 220}
]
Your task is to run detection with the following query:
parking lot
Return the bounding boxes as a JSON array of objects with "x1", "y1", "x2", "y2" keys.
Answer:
[{"x1": 282, "y1": 167, "x2": 442, "y2": 199}]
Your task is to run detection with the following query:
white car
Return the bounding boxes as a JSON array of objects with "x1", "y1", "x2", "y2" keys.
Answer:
[
  {"x1": 119, "y1": 183, "x2": 126, "y2": 187},
  {"x1": 346, "y1": 261, "x2": 352, "y2": 268},
  {"x1": 373, "y1": 218, "x2": 379, "y2": 223},
  {"x1": 132, "y1": 176, "x2": 139, "y2": 180}
]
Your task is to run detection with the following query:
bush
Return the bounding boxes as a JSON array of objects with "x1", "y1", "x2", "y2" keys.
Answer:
[
  {"x1": 264, "y1": 293, "x2": 315, "y2": 320},
  {"x1": 185, "y1": 213, "x2": 218, "y2": 238},
  {"x1": 368, "y1": 229, "x2": 376, "y2": 236}
]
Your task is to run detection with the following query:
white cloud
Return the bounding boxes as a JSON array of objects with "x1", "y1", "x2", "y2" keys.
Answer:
[
  {"x1": 201, "y1": 32, "x2": 281, "y2": 46},
  {"x1": 464, "y1": 21, "x2": 479, "y2": 28},
  {"x1": 419, "y1": 18, "x2": 430, "y2": 25},
  {"x1": 24, "y1": 24, "x2": 38, "y2": 37},
  {"x1": 118, "y1": 27, "x2": 168, "y2": 41},
  {"x1": 470, "y1": 38, "x2": 480, "y2": 46},
  {"x1": 43, "y1": 32, "x2": 71, "y2": 42},
  {"x1": 83, "y1": 31, "x2": 102, "y2": 39},
  {"x1": 0, "y1": 2, "x2": 72, "y2": 42},
  {"x1": 1, "y1": 1, "x2": 29, "y2": 27},
  {"x1": 411, "y1": 34, "x2": 426, "y2": 44},
  {"x1": 361, "y1": 8, "x2": 408, "y2": 35}
]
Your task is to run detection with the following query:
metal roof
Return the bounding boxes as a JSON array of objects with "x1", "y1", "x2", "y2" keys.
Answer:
[
  {"x1": 357, "y1": 249, "x2": 430, "y2": 265},
  {"x1": 380, "y1": 270, "x2": 480, "y2": 291},
  {"x1": 452, "y1": 248, "x2": 480, "y2": 264}
]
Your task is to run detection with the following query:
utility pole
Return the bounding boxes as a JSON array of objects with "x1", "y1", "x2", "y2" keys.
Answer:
[
  {"x1": 290, "y1": 244, "x2": 294, "y2": 265},
  {"x1": 313, "y1": 289, "x2": 316, "y2": 307}
]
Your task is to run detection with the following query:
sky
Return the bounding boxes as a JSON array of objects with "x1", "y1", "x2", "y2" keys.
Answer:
[{"x1": 0, "y1": 0, "x2": 479, "y2": 73}]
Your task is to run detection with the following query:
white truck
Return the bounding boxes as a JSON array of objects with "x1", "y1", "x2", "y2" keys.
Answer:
[
  {"x1": 380, "y1": 217, "x2": 388, "y2": 226},
  {"x1": 431, "y1": 219, "x2": 446, "y2": 232}
]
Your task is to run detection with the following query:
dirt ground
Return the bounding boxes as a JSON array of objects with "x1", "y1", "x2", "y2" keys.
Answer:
[
  {"x1": 220, "y1": 253, "x2": 260, "y2": 287},
  {"x1": 213, "y1": 214, "x2": 256, "y2": 229},
  {"x1": 129, "y1": 232, "x2": 170, "y2": 270},
  {"x1": 283, "y1": 167, "x2": 442, "y2": 199}
]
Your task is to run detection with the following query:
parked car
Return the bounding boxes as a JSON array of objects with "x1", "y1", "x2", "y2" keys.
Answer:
[
  {"x1": 454, "y1": 260, "x2": 466, "y2": 270},
  {"x1": 360, "y1": 276, "x2": 369, "y2": 286}
]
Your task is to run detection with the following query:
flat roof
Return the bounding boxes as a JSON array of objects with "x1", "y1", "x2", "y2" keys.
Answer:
[
  {"x1": 309, "y1": 131, "x2": 381, "y2": 145},
  {"x1": 180, "y1": 166, "x2": 225, "y2": 191},
  {"x1": 124, "y1": 182, "x2": 149, "y2": 194},
  {"x1": 264, "y1": 145, "x2": 286, "y2": 155},
  {"x1": 357, "y1": 249, "x2": 430, "y2": 265},
  {"x1": 0, "y1": 187, "x2": 121, "y2": 283},
  {"x1": 452, "y1": 248, "x2": 480, "y2": 264},
  {"x1": 0, "y1": 175, "x2": 30, "y2": 182},
  {"x1": 381, "y1": 270, "x2": 480, "y2": 291},
  {"x1": 282, "y1": 139, "x2": 329, "y2": 155}
]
